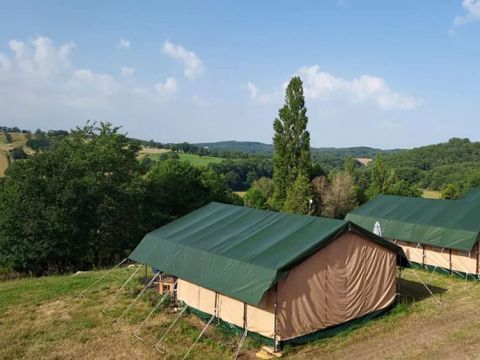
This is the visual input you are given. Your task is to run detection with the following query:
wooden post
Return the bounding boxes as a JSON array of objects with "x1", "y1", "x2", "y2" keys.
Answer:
[
  {"x1": 243, "y1": 302, "x2": 247, "y2": 333},
  {"x1": 214, "y1": 292, "x2": 219, "y2": 324},
  {"x1": 422, "y1": 244, "x2": 425, "y2": 267},
  {"x1": 476, "y1": 241, "x2": 480, "y2": 278},
  {"x1": 449, "y1": 249, "x2": 452, "y2": 275},
  {"x1": 273, "y1": 284, "x2": 279, "y2": 352}
]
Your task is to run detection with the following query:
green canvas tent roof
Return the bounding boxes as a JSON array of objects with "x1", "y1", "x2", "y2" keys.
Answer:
[
  {"x1": 461, "y1": 188, "x2": 480, "y2": 202},
  {"x1": 346, "y1": 194, "x2": 480, "y2": 252},
  {"x1": 129, "y1": 202, "x2": 405, "y2": 305}
]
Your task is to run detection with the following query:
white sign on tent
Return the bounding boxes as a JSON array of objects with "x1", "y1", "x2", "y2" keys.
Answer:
[{"x1": 373, "y1": 221, "x2": 382, "y2": 237}]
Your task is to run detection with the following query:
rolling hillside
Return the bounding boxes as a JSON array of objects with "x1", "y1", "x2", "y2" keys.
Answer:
[
  {"x1": 382, "y1": 138, "x2": 480, "y2": 190},
  {"x1": 0, "y1": 266, "x2": 478, "y2": 359}
]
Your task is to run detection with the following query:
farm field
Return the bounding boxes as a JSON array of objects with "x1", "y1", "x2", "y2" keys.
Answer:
[
  {"x1": 1, "y1": 267, "x2": 479, "y2": 359},
  {"x1": 137, "y1": 147, "x2": 171, "y2": 159},
  {"x1": 139, "y1": 147, "x2": 224, "y2": 167},
  {"x1": 0, "y1": 152, "x2": 9, "y2": 177},
  {"x1": 0, "y1": 132, "x2": 31, "y2": 176},
  {"x1": 422, "y1": 190, "x2": 442, "y2": 199}
]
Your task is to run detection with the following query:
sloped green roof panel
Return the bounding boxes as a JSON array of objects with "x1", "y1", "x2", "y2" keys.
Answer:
[
  {"x1": 130, "y1": 202, "x2": 404, "y2": 305},
  {"x1": 462, "y1": 188, "x2": 480, "y2": 202},
  {"x1": 346, "y1": 195, "x2": 480, "y2": 252}
]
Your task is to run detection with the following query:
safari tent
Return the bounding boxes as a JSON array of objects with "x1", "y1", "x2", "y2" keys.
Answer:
[
  {"x1": 129, "y1": 202, "x2": 407, "y2": 347},
  {"x1": 346, "y1": 194, "x2": 480, "y2": 279}
]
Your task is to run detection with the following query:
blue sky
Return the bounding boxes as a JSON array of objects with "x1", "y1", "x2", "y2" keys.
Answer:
[{"x1": 0, "y1": 1, "x2": 479, "y2": 148}]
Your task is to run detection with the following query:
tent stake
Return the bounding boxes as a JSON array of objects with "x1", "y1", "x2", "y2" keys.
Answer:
[
  {"x1": 79, "y1": 258, "x2": 127, "y2": 297},
  {"x1": 116, "y1": 272, "x2": 159, "y2": 322}
]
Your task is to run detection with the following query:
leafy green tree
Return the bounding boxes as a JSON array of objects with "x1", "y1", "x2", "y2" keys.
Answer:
[
  {"x1": 323, "y1": 172, "x2": 357, "y2": 219},
  {"x1": 246, "y1": 170, "x2": 258, "y2": 185},
  {"x1": 386, "y1": 180, "x2": 422, "y2": 197},
  {"x1": 366, "y1": 154, "x2": 396, "y2": 198},
  {"x1": 272, "y1": 76, "x2": 312, "y2": 209},
  {"x1": 244, "y1": 177, "x2": 274, "y2": 210},
  {"x1": 310, "y1": 163, "x2": 326, "y2": 179},
  {"x1": 311, "y1": 176, "x2": 329, "y2": 216},
  {"x1": 441, "y1": 183, "x2": 462, "y2": 200},
  {"x1": 344, "y1": 157, "x2": 355, "y2": 176},
  {"x1": 0, "y1": 123, "x2": 147, "y2": 274},
  {"x1": 145, "y1": 159, "x2": 239, "y2": 220},
  {"x1": 283, "y1": 175, "x2": 312, "y2": 215}
]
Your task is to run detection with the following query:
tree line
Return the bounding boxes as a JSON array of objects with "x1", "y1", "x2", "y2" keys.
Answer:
[{"x1": 0, "y1": 123, "x2": 240, "y2": 274}]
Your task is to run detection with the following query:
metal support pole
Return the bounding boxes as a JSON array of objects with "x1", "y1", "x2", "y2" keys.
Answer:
[{"x1": 273, "y1": 284, "x2": 279, "y2": 352}]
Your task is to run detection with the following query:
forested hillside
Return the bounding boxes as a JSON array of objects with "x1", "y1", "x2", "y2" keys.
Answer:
[
  {"x1": 198, "y1": 140, "x2": 403, "y2": 158},
  {"x1": 381, "y1": 138, "x2": 480, "y2": 191}
]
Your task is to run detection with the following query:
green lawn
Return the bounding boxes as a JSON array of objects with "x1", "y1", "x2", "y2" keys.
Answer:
[
  {"x1": 143, "y1": 152, "x2": 224, "y2": 167},
  {"x1": 178, "y1": 153, "x2": 224, "y2": 166},
  {"x1": 1, "y1": 267, "x2": 480, "y2": 359}
]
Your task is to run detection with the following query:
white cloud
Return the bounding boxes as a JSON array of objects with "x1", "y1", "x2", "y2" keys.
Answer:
[
  {"x1": 298, "y1": 65, "x2": 417, "y2": 110},
  {"x1": 162, "y1": 40, "x2": 203, "y2": 79},
  {"x1": 454, "y1": 0, "x2": 480, "y2": 26},
  {"x1": 0, "y1": 53, "x2": 11, "y2": 72},
  {"x1": 246, "y1": 81, "x2": 280, "y2": 104},
  {"x1": 0, "y1": 35, "x2": 178, "y2": 117},
  {"x1": 192, "y1": 95, "x2": 211, "y2": 108},
  {"x1": 7, "y1": 37, "x2": 75, "y2": 76},
  {"x1": 118, "y1": 38, "x2": 131, "y2": 49},
  {"x1": 121, "y1": 66, "x2": 135, "y2": 77},
  {"x1": 154, "y1": 77, "x2": 178, "y2": 95},
  {"x1": 246, "y1": 81, "x2": 258, "y2": 98}
]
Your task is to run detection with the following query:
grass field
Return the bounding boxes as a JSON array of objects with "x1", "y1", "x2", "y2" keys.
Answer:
[
  {"x1": 137, "y1": 147, "x2": 171, "y2": 160},
  {"x1": 0, "y1": 132, "x2": 30, "y2": 176},
  {"x1": 422, "y1": 190, "x2": 442, "y2": 199},
  {"x1": 139, "y1": 148, "x2": 224, "y2": 167},
  {"x1": 1, "y1": 267, "x2": 479, "y2": 359},
  {"x1": 0, "y1": 152, "x2": 9, "y2": 177}
]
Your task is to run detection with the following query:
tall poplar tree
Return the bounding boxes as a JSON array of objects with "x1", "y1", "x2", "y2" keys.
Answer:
[{"x1": 271, "y1": 76, "x2": 312, "y2": 210}]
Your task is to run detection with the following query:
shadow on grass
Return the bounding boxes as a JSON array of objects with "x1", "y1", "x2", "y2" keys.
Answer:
[{"x1": 397, "y1": 278, "x2": 447, "y2": 304}]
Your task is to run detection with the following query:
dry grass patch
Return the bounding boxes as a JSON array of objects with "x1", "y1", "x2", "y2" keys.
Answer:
[
  {"x1": 355, "y1": 158, "x2": 373, "y2": 166},
  {"x1": 137, "y1": 147, "x2": 171, "y2": 160},
  {"x1": 0, "y1": 151, "x2": 9, "y2": 176}
]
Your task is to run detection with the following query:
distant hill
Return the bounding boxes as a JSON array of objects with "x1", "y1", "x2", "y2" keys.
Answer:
[
  {"x1": 197, "y1": 141, "x2": 274, "y2": 155},
  {"x1": 197, "y1": 141, "x2": 404, "y2": 158},
  {"x1": 382, "y1": 137, "x2": 480, "y2": 190}
]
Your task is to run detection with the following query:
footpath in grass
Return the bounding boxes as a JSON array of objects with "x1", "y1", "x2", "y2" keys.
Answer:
[{"x1": 1, "y1": 267, "x2": 480, "y2": 359}]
